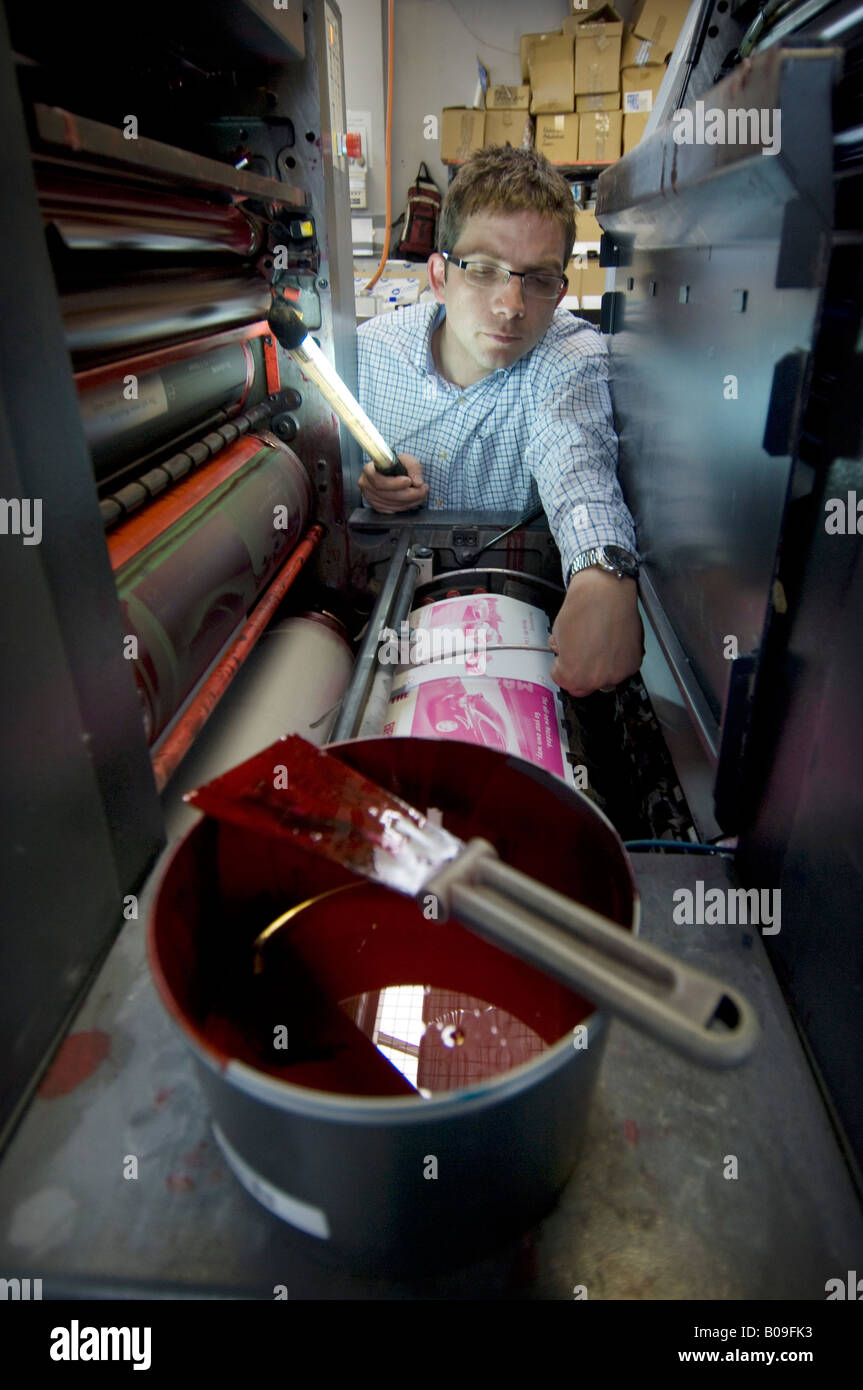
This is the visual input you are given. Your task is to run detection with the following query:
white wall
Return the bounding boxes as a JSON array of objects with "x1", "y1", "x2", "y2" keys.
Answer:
[{"x1": 340, "y1": 0, "x2": 388, "y2": 218}]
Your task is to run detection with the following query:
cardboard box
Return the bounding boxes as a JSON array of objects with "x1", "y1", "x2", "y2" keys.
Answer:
[
  {"x1": 573, "y1": 253, "x2": 607, "y2": 300},
  {"x1": 562, "y1": 2, "x2": 610, "y2": 34},
  {"x1": 484, "y1": 109, "x2": 534, "y2": 149},
  {"x1": 578, "y1": 109, "x2": 622, "y2": 161},
  {"x1": 520, "y1": 31, "x2": 563, "y2": 82},
  {"x1": 575, "y1": 207, "x2": 602, "y2": 243},
  {"x1": 573, "y1": 5, "x2": 623, "y2": 95},
  {"x1": 623, "y1": 111, "x2": 649, "y2": 152},
  {"x1": 487, "y1": 84, "x2": 531, "y2": 109},
  {"x1": 621, "y1": 63, "x2": 665, "y2": 117},
  {"x1": 441, "y1": 107, "x2": 486, "y2": 162},
  {"x1": 535, "y1": 113, "x2": 580, "y2": 164},
  {"x1": 630, "y1": 0, "x2": 692, "y2": 61},
  {"x1": 576, "y1": 90, "x2": 620, "y2": 111},
  {"x1": 620, "y1": 23, "x2": 655, "y2": 67},
  {"x1": 566, "y1": 254, "x2": 607, "y2": 303},
  {"x1": 529, "y1": 36, "x2": 575, "y2": 113}
]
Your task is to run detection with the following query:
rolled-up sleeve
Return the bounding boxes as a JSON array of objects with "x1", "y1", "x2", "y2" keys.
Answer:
[{"x1": 525, "y1": 331, "x2": 638, "y2": 579}]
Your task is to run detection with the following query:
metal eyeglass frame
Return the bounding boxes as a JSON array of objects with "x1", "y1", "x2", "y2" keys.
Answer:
[{"x1": 440, "y1": 252, "x2": 567, "y2": 300}]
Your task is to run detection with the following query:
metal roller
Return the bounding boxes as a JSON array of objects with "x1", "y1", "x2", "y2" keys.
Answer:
[
  {"x1": 163, "y1": 612, "x2": 354, "y2": 832},
  {"x1": 62, "y1": 270, "x2": 272, "y2": 364},
  {"x1": 39, "y1": 167, "x2": 266, "y2": 256},
  {"x1": 79, "y1": 341, "x2": 256, "y2": 479},
  {"x1": 113, "y1": 432, "x2": 312, "y2": 741}
]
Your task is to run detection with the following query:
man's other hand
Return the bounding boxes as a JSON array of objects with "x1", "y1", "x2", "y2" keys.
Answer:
[
  {"x1": 358, "y1": 452, "x2": 430, "y2": 513},
  {"x1": 549, "y1": 568, "x2": 643, "y2": 697}
]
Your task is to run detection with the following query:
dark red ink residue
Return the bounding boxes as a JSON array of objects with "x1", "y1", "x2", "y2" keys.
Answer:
[
  {"x1": 186, "y1": 734, "x2": 431, "y2": 880},
  {"x1": 166, "y1": 1173, "x2": 196, "y2": 1192},
  {"x1": 38, "y1": 1030, "x2": 111, "y2": 1098}
]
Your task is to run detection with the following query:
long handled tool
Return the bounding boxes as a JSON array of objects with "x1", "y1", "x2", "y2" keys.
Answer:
[
  {"x1": 267, "y1": 298, "x2": 407, "y2": 476},
  {"x1": 184, "y1": 735, "x2": 759, "y2": 1069}
]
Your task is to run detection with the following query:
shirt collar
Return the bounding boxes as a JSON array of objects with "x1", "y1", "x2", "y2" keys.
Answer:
[{"x1": 422, "y1": 302, "x2": 445, "y2": 377}]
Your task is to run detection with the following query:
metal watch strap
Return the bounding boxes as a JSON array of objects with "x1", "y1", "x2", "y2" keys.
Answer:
[{"x1": 569, "y1": 546, "x2": 638, "y2": 582}]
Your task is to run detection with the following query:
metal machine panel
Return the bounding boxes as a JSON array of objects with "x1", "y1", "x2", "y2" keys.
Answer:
[
  {"x1": 598, "y1": 46, "x2": 839, "y2": 752},
  {"x1": 0, "y1": 10, "x2": 164, "y2": 1145}
]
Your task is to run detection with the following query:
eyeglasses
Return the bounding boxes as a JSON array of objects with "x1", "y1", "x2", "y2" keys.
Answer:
[{"x1": 441, "y1": 252, "x2": 566, "y2": 301}]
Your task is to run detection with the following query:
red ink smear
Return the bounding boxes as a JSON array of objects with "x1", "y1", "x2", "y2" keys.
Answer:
[
  {"x1": 624, "y1": 1119, "x2": 639, "y2": 1146},
  {"x1": 181, "y1": 1141, "x2": 208, "y2": 1168},
  {"x1": 38, "y1": 1030, "x2": 110, "y2": 1098},
  {"x1": 154, "y1": 1087, "x2": 174, "y2": 1109},
  {"x1": 166, "y1": 1174, "x2": 196, "y2": 1192}
]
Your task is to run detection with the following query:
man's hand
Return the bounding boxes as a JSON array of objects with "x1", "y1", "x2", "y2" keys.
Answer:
[
  {"x1": 358, "y1": 452, "x2": 430, "y2": 513},
  {"x1": 549, "y1": 568, "x2": 643, "y2": 696}
]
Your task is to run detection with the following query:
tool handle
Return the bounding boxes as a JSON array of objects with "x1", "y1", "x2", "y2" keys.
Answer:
[
  {"x1": 370, "y1": 450, "x2": 408, "y2": 477},
  {"x1": 267, "y1": 298, "x2": 406, "y2": 476},
  {"x1": 438, "y1": 843, "x2": 759, "y2": 1069}
]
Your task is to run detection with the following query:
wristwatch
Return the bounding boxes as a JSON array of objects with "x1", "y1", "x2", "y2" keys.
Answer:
[{"x1": 568, "y1": 545, "x2": 639, "y2": 583}]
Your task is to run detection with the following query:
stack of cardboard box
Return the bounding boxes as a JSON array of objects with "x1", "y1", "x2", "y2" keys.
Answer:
[
  {"x1": 570, "y1": 5, "x2": 624, "y2": 164},
  {"x1": 483, "y1": 84, "x2": 534, "y2": 152},
  {"x1": 524, "y1": 5, "x2": 625, "y2": 166},
  {"x1": 440, "y1": 0, "x2": 692, "y2": 165},
  {"x1": 621, "y1": 0, "x2": 692, "y2": 152}
]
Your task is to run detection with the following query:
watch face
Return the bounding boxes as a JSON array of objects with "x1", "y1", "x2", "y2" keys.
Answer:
[{"x1": 603, "y1": 546, "x2": 637, "y2": 575}]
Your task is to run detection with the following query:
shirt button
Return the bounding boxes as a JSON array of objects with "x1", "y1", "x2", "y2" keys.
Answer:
[
  {"x1": 440, "y1": 451, "x2": 448, "y2": 460},
  {"x1": 457, "y1": 396, "x2": 466, "y2": 405}
]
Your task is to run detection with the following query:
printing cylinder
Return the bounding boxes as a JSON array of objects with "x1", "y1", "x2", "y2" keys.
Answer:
[
  {"x1": 114, "y1": 432, "x2": 312, "y2": 741},
  {"x1": 79, "y1": 341, "x2": 256, "y2": 479},
  {"x1": 62, "y1": 270, "x2": 271, "y2": 363}
]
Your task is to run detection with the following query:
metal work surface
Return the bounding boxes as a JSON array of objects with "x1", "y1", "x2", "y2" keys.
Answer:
[{"x1": 0, "y1": 832, "x2": 859, "y2": 1297}]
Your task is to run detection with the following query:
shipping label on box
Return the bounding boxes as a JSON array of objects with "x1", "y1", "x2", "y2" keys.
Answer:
[
  {"x1": 441, "y1": 107, "x2": 486, "y2": 162},
  {"x1": 578, "y1": 109, "x2": 622, "y2": 161},
  {"x1": 621, "y1": 63, "x2": 665, "y2": 114},
  {"x1": 529, "y1": 36, "x2": 575, "y2": 113},
  {"x1": 535, "y1": 113, "x2": 580, "y2": 164},
  {"x1": 487, "y1": 84, "x2": 531, "y2": 109},
  {"x1": 484, "y1": 108, "x2": 534, "y2": 149},
  {"x1": 573, "y1": 4, "x2": 623, "y2": 95},
  {"x1": 576, "y1": 90, "x2": 620, "y2": 111}
]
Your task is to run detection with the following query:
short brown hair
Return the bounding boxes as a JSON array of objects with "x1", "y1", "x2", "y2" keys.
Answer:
[{"x1": 438, "y1": 145, "x2": 575, "y2": 266}]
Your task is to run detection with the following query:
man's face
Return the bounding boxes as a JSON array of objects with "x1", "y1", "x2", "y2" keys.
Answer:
[{"x1": 428, "y1": 209, "x2": 568, "y2": 387}]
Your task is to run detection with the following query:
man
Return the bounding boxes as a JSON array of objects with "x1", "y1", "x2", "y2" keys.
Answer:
[{"x1": 356, "y1": 144, "x2": 642, "y2": 697}]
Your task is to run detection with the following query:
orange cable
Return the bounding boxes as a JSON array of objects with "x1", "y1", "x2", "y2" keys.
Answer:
[{"x1": 363, "y1": 0, "x2": 394, "y2": 293}]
